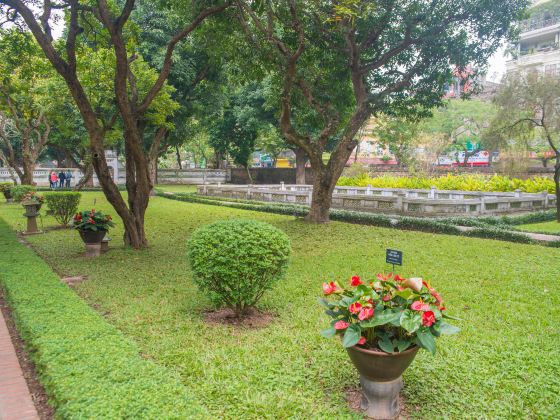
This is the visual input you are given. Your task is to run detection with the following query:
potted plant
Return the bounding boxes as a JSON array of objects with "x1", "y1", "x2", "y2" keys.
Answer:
[
  {"x1": 0, "y1": 182, "x2": 14, "y2": 202},
  {"x1": 320, "y1": 273, "x2": 459, "y2": 419},
  {"x1": 72, "y1": 209, "x2": 115, "y2": 244},
  {"x1": 21, "y1": 191, "x2": 44, "y2": 217}
]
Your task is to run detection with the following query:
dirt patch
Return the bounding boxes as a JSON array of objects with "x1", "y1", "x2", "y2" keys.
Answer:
[
  {"x1": 0, "y1": 291, "x2": 54, "y2": 420},
  {"x1": 60, "y1": 275, "x2": 88, "y2": 287},
  {"x1": 202, "y1": 307, "x2": 275, "y2": 329},
  {"x1": 345, "y1": 386, "x2": 409, "y2": 419}
]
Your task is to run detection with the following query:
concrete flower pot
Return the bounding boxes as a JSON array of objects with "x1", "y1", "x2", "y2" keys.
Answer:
[
  {"x1": 78, "y1": 229, "x2": 107, "y2": 244},
  {"x1": 22, "y1": 201, "x2": 42, "y2": 217},
  {"x1": 346, "y1": 345, "x2": 419, "y2": 419}
]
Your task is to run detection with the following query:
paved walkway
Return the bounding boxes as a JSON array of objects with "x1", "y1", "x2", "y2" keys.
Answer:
[
  {"x1": 0, "y1": 309, "x2": 39, "y2": 420},
  {"x1": 457, "y1": 225, "x2": 560, "y2": 243}
]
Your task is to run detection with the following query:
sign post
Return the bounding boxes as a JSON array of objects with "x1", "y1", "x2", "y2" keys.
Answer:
[{"x1": 385, "y1": 249, "x2": 403, "y2": 272}]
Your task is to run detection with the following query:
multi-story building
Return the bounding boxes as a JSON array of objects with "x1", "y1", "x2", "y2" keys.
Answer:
[{"x1": 506, "y1": 0, "x2": 560, "y2": 75}]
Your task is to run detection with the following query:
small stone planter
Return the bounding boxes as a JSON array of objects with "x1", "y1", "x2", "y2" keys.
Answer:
[
  {"x1": 78, "y1": 230, "x2": 107, "y2": 258},
  {"x1": 3, "y1": 189, "x2": 13, "y2": 203},
  {"x1": 21, "y1": 201, "x2": 42, "y2": 234},
  {"x1": 346, "y1": 345, "x2": 419, "y2": 419}
]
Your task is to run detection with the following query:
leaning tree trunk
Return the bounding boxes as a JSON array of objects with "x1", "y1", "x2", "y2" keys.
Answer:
[
  {"x1": 294, "y1": 147, "x2": 308, "y2": 185},
  {"x1": 554, "y1": 158, "x2": 560, "y2": 223},
  {"x1": 74, "y1": 162, "x2": 94, "y2": 190},
  {"x1": 21, "y1": 158, "x2": 34, "y2": 185},
  {"x1": 307, "y1": 166, "x2": 337, "y2": 223}
]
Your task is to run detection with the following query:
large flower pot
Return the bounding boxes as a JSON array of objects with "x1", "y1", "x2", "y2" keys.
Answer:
[
  {"x1": 22, "y1": 201, "x2": 42, "y2": 217},
  {"x1": 346, "y1": 345, "x2": 419, "y2": 419},
  {"x1": 79, "y1": 229, "x2": 107, "y2": 244},
  {"x1": 3, "y1": 190, "x2": 12, "y2": 202}
]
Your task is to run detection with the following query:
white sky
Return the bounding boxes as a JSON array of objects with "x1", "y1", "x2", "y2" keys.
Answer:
[{"x1": 487, "y1": 46, "x2": 509, "y2": 83}]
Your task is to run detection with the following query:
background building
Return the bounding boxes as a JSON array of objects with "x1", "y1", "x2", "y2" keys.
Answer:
[{"x1": 506, "y1": 0, "x2": 560, "y2": 75}]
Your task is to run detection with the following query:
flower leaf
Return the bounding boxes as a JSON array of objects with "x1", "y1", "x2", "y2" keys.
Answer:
[
  {"x1": 378, "y1": 336, "x2": 395, "y2": 353},
  {"x1": 342, "y1": 324, "x2": 362, "y2": 348},
  {"x1": 437, "y1": 322, "x2": 461, "y2": 335},
  {"x1": 320, "y1": 327, "x2": 337, "y2": 338},
  {"x1": 400, "y1": 309, "x2": 422, "y2": 334},
  {"x1": 416, "y1": 329, "x2": 437, "y2": 354}
]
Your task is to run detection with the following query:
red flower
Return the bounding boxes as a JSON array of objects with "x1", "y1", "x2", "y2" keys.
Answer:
[
  {"x1": 350, "y1": 276, "x2": 362, "y2": 286},
  {"x1": 376, "y1": 273, "x2": 387, "y2": 281},
  {"x1": 422, "y1": 311, "x2": 436, "y2": 327},
  {"x1": 357, "y1": 336, "x2": 366, "y2": 345},
  {"x1": 394, "y1": 274, "x2": 405, "y2": 282},
  {"x1": 334, "y1": 320, "x2": 349, "y2": 330},
  {"x1": 411, "y1": 301, "x2": 430, "y2": 311},
  {"x1": 431, "y1": 291, "x2": 443, "y2": 304},
  {"x1": 382, "y1": 295, "x2": 391, "y2": 302},
  {"x1": 358, "y1": 307, "x2": 374, "y2": 321},
  {"x1": 91, "y1": 209, "x2": 96, "y2": 212},
  {"x1": 349, "y1": 302, "x2": 362, "y2": 314},
  {"x1": 74, "y1": 213, "x2": 82, "y2": 221},
  {"x1": 87, "y1": 219, "x2": 95, "y2": 224},
  {"x1": 322, "y1": 282, "x2": 337, "y2": 295}
]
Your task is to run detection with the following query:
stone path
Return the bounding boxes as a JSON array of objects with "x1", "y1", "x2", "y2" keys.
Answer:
[
  {"x1": 456, "y1": 225, "x2": 560, "y2": 243},
  {"x1": 0, "y1": 309, "x2": 39, "y2": 420}
]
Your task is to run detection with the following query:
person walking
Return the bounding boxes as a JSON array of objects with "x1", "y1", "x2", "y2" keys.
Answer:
[
  {"x1": 65, "y1": 170, "x2": 72, "y2": 188},
  {"x1": 58, "y1": 171, "x2": 66, "y2": 188},
  {"x1": 49, "y1": 171, "x2": 58, "y2": 189}
]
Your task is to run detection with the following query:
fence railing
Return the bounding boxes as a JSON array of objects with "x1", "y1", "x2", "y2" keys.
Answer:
[{"x1": 196, "y1": 184, "x2": 556, "y2": 217}]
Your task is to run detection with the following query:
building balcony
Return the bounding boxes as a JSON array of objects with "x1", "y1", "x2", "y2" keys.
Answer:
[
  {"x1": 507, "y1": 47, "x2": 560, "y2": 71},
  {"x1": 520, "y1": 15, "x2": 560, "y2": 32}
]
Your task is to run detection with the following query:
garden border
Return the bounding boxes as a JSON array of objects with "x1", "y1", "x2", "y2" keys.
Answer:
[
  {"x1": 155, "y1": 190, "x2": 560, "y2": 248},
  {"x1": 0, "y1": 218, "x2": 207, "y2": 418}
]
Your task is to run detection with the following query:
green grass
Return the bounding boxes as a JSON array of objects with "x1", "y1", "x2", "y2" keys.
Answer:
[
  {"x1": 156, "y1": 184, "x2": 198, "y2": 193},
  {"x1": 1, "y1": 193, "x2": 560, "y2": 418},
  {"x1": 518, "y1": 220, "x2": 560, "y2": 235}
]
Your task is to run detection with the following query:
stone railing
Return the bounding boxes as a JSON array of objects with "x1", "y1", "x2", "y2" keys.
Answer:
[
  {"x1": 157, "y1": 169, "x2": 227, "y2": 184},
  {"x1": 196, "y1": 183, "x2": 557, "y2": 217}
]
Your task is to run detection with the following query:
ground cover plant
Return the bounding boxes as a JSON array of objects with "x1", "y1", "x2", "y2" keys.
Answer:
[
  {"x1": 338, "y1": 173, "x2": 555, "y2": 193},
  {"x1": 0, "y1": 218, "x2": 206, "y2": 418},
  {"x1": 0, "y1": 192, "x2": 559, "y2": 418}
]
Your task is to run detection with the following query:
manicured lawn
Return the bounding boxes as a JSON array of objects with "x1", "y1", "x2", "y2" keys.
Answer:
[
  {"x1": 518, "y1": 220, "x2": 560, "y2": 235},
  {"x1": 1, "y1": 193, "x2": 559, "y2": 418},
  {"x1": 156, "y1": 184, "x2": 198, "y2": 193}
]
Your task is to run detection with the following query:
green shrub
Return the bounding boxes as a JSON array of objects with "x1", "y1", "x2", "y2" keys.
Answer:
[
  {"x1": 45, "y1": 192, "x2": 82, "y2": 226},
  {"x1": 0, "y1": 220, "x2": 206, "y2": 418},
  {"x1": 0, "y1": 182, "x2": 13, "y2": 192},
  {"x1": 10, "y1": 185, "x2": 36, "y2": 202},
  {"x1": 187, "y1": 219, "x2": 291, "y2": 317}
]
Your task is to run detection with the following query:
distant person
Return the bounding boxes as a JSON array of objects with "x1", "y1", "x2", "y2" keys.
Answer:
[
  {"x1": 49, "y1": 171, "x2": 58, "y2": 189},
  {"x1": 65, "y1": 170, "x2": 72, "y2": 188},
  {"x1": 58, "y1": 171, "x2": 66, "y2": 188}
]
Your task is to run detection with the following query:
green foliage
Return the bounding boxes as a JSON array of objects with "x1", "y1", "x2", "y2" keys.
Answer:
[
  {"x1": 44, "y1": 192, "x2": 81, "y2": 226},
  {"x1": 0, "y1": 182, "x2": 14, "y2": 192},
  {"x1": 338, "y1": 174, "x2": 556, "y2": 194},
  {"x1": 10, "y1": 185, "x2": 35, "y2": 202},
  {"x1": 187, "y1": 219, "x2": 291, "y2": 316},
  {"x1": 0, "y1": 219, "x2": 206, "y2": 418}
]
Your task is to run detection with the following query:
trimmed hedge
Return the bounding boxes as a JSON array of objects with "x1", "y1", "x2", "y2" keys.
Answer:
[
  {"x1": 188, "y1": 219, "x2": 291, "y2": 316},
  {"x1": 156, "y1": 191, "x2": 560, "y2": 248},
  {"x1": 10, "y1": 185, "x2": 36, "y2": 202},
  {"x1": 0, "y1": 219, "x2": 206, "y2": 418},
  {"x1": 45, "y1": 192, "x2": 81, "y2": 226}
]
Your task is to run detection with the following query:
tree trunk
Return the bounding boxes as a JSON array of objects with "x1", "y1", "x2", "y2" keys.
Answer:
[
  {"x1": 245, "y1": 165, "x2": 253, "y2": 184},
  {"x1": 175, "y1": 145, "x2": 182, "y2": 169},
  {"x1": 294, "y1": 147, "x2": 308, "y2": 185},
  {"x1": 554, "y1": 158, "x2": 560, "y2": 223},
  {"x1": 307, "y1": 166, "x2": 336, "y2": 223},
  {"x1": 75, "y1": 163, "x2": 94, "y2": 190},
  {"x1": 21, "y1": 158, "x2": 34, "y2": 185}
]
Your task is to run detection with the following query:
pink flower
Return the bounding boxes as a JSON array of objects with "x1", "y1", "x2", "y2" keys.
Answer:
[
  {"x1": 358, "y1": 307, "x2": 374, "y2": 321},
  {"x1": 350, "y1": 276, "x2": 362, "y2": 286},
  {"x1": 404, "y1": 277, "x2": 423, "y2": 292},
  {"x1": 422, "y1": 311, "x2": 436, "y2": 327},
  {"x1": 411, "y1": 301, "x2": 430, "y2": 311},
  {"x1": 349, "y1": 302, "x2": 362, "y2": 314},
  {"x1": 357, "y1": 336, "x2": 366, "y2": 345},
  {"x1": 382, "y1": 295, "x2": 391, "y2": 302},
  {"x1": 322, "y1": 282, "x2": 337, "y2": 295},
  {"x1": 334, "y1": 320, "x2": 349, "y2": 330}
]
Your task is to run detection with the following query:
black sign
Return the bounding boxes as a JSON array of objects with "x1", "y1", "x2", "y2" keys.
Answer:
[{"x1": 386, "y1": 249, "x2": 403, "y2": 266}]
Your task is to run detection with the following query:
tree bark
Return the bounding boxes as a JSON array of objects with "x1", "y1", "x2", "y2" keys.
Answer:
[
  {"x1": 294, "y1": 147, "x2": 308, "y2": 184},
  {"x1": 554, "y1": 158, "x2": 560, "y2": 223}
]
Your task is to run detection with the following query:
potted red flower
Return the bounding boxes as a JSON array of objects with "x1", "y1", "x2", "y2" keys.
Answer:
[
  {"x1": 320, "y1": 273, "x2": 459, "y2": 419},
  {"x1": 72, "y1": 209, "x2": 115, "y2": 244},
  {"x1": 21, "y1": 191, "x2": 44, "y2": 217}
]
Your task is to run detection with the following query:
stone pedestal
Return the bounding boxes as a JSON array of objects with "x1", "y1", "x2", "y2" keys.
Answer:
[
  {"x1": 100, "y1": 236, "x2": 111, "y2": 253},
  {"x1": 22, "y1": 215, "x2": 41, "y2": 235},
  {"x1": 360, "y1": 376, "x2": 403, "y2": 420},
  {"x1": 85, "y1": 243, "x2": 101, "y2": 258}
]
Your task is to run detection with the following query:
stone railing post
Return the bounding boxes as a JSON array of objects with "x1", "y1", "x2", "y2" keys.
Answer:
[
  {"x1": 366, "y1": 184, "x2": 372, "y2": 195},
  {"x1": 479, "y1": 196, "x2": 486, "y2": 214},
  {"x1": 429, "y1": 186, "x2": 436, "y2": 199},
  {"x1": 514, "y1": 189, "x2": 521, "y2": 198},
  {"x1": 247, "y1": 185, "x2": 252, "y2": 200},
  {"x1": 280, "y1": 181, "x2": 285, "y2": 191},
  {"x1": 396, "y1": 192, "x2": 406, "y2": 213},
  {"x1": 543, "y1": 190, "x2": 549, "y2": 209},
  {"x1": 307, "y1": 190, "x2": 312, "y2": 205}
]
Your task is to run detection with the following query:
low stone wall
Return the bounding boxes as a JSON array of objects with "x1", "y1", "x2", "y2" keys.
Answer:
[
  {"x1": 157, "y1": 169, "x2": 227, "y2": 184},
  {"x1": 228, "y1": 168, "x2": 314, "y2": 184},
  {"x1": 0, "y1": 168, "x2": 126, "y2": 187},
  {"x1": 197, "y1": 183, "x2": 557, "y2": 217}
]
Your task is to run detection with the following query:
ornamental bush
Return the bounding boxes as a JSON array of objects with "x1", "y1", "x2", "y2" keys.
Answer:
[
  {"x1": 45, "y1": 192, "x2": 81, "y2": 226},
  {"x1": 187, "y1": 219, "x2": 291, "y2": 317},
  {"x1": 10, "y1": 185, "x2": 36, "y2": 202}
]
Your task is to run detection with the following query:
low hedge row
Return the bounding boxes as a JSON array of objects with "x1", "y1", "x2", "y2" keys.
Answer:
[
  {"x1": 156, "y1": 191, "x2": 559, "y2": 248},
  {"x1": 0, "y1": 219, "x2": 206, "y2": 418}
]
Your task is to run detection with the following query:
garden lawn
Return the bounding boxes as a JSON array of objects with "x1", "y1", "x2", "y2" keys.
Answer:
[
  {"x1": 518, "y1": 220, "x2": 560, "y2": 235},
  {"x1": 1, "y1": 193, "x2": 559, "y2": 418}
]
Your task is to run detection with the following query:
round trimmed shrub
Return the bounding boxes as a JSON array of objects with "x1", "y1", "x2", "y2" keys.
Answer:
[
  {"x1": 187, "y1": 219, "x2": 291, "y2": 317},
  {"x1": 45, "y1": 192, "x2": 82, "y2": 226}
]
